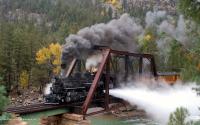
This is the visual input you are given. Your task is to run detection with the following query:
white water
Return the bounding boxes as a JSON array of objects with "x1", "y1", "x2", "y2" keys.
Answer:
[{"x1": 110, "y1": 80, "x2": 200, "y2": 124}]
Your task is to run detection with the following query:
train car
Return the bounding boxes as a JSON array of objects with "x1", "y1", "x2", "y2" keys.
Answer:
[{"x1": 157, "y1": 72, "x2": 180, "y2": 85}]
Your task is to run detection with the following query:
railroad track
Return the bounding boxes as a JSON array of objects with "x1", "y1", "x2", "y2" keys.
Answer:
[
  {"x1": 5, "y1": 97, "x2": 118, "y2": 115},
  {"x1": 5, "y1": 102, "x2": 83, "y2": 115}
]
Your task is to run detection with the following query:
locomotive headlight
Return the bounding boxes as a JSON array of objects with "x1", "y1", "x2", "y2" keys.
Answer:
[{"x1": 91, "y1": 67, "x2": 98, "y2": 73}]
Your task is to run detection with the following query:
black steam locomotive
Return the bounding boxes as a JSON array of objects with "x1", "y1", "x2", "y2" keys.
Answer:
[{"x1": 44, "y1": 71, "x2": 108, "y2": 104}]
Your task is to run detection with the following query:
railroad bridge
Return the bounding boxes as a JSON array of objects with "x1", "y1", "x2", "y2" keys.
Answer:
[{"x1": 5, "y1": 46, "x2": 179, "y2": 125}]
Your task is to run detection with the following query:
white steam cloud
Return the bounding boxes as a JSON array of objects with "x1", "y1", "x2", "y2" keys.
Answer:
[
  {"x1": 44, "y1": 83, "x2": 52, "y2": 95},
  {"x1": 110, "y1": 80, "x2": 200, "y2": 125},
  {"x1": 158, "y1": 15, "x2": 188, "y2": 48},
  {"x1": 85, "y1": 53, "x2": 103, "y2": 70},
  {"x1": 145, "y1": 11, "x2": 167, "y2": 27}
]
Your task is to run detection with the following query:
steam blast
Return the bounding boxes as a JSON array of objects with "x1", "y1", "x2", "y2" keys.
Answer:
[
  {"x1": 44, "y1": 83, "x2": 52, "y2": 95},
  {"x1": 110, "y1": 80, "x2": 200, "y2": 125}
]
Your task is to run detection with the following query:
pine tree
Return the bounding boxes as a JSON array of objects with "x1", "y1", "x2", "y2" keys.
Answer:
[
  {"x1": 179, "y1": 0, "x2": 200, "y2": 23},
  {"x1": 168, "y1": 107, "x2": 192, "y2": 125},
  {"x1": 0, "y1": 85, "x2": 10, "y2": 125}
]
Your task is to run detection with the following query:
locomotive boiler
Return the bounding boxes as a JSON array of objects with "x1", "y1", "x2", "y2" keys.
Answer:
[{"x1": 44, "y1": 72, "x2": 103, "y2": 103}]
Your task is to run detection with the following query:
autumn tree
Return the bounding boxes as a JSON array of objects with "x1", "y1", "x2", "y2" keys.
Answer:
[
  {"x1": 36, "y1": 43, "x2": 61, "y2": 76},
  {"x1": 19, "y1": 70, "x2": 29, "y2": 89}
]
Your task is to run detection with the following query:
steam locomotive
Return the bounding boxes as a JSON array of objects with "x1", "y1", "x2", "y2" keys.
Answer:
[{"x1": 44, "y1": 66, "x2": 114, "y2": 104}]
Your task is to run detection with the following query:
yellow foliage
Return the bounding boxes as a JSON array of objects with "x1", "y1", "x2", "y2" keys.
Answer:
[
  {"x1": 49, "y1": 43, "x2": 61, "y2": 56},
  {"x1": 144, "y1": 34, "x2": 153, "y2": 41},
  {"x1": 36, "y1": 47, "x2": 51, "y2": 64},
  {"x1": 36, "y1": 43, "x2": 61, "y2": 75},
  {"x1": 19, "y1": 70, "x2": 29, "y2": 89},
  {"x1": 53, "y1": 67, "x2": 61, "y2": 75},
  {"x1": 52, "y1": 59, "x2": 60, "y2": 65},
  {"x1": 138, "y1": 34, "x2": 154, "y2": 47},
  {"x1": 105, "y1": 0, "x2": 121, "y2": 9},
  {"x1": 110, "y1": 0, "x2": 118, "y2": 5}
]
